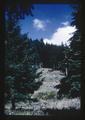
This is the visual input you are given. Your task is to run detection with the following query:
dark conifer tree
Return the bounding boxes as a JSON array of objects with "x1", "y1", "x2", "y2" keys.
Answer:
[
  {"x1": 5, "y1": 1, "x2": 42, "y2": 110},
  {"x1": 57, "y1": 4, "x2": 81, "y2": 98}
]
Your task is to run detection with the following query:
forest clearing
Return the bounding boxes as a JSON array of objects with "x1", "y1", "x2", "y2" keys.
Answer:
[{"x1": 3, "y1": 2, "x2": 81, "y2": 117}]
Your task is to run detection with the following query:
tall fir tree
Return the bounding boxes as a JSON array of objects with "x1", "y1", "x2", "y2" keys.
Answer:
[{"x1": 57, "y1": 4, "x2": 81, "y2": 98}]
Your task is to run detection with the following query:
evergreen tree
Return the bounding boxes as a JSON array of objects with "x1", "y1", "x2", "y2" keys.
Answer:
[
  {"x1": 4, "y1": 1, "x2": 35, "y2": 110},
  {"x1": 33, "y1": 39, "x2": 66, "y2": 69},
  {"x1": 5, "y1": 19, "x2": 42, "y2": 110},
  {"x1": 57, "y1": 4, "x2": 81, "y2": 98},
  {"x1": 68, "y1": 4, "x2": 81, "y2": 98}
]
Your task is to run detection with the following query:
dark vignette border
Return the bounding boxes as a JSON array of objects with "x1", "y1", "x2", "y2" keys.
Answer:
[{"x1": 0, "y1": 0, "x2": 84, "y2": 120}]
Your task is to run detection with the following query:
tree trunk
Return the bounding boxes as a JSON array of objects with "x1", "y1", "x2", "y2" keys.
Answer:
[
  {"x1": 11, "y1": 95, "x2": 15, "y2": 110},
  {"x1": 65, "y1": 67, "x2": 68, "y2": 76},
  {"x1": 10, "y1": 88, "x2": 15, "y2": 110}
]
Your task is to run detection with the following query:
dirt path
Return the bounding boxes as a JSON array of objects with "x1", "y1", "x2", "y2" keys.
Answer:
[{"x1": 5, "y1": 68, "x2": 80, "y2": 115}]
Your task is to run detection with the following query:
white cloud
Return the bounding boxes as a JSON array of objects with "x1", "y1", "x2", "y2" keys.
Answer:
[
  {"x1": 44, "y1": 25, "x2": 76, "y2": 45},
  {"x1": 61, "y1": 21, "x2": 69, "y2": 26},
  {"x1": 33, "y1": 18, "x2": 46, "y2": 31}
]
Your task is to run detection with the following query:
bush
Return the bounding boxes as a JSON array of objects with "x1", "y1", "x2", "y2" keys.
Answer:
[
  {"x1": 70, "y1": 87, "x2": 80, "y2": 98},
  {"x1": 57, "y1": 77, "x2": 71, "y2": 99},
  {"x1": 57, "y1": 75, "x2": 80, "y2": 99},
  {"x1": 37, "y1": 91, "x2": 56, "y2": 100}
]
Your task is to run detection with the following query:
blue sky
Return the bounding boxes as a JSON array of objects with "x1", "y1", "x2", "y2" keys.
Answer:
[{"x1": 19, "y1": 4, "x2": 76, "y2": 45}]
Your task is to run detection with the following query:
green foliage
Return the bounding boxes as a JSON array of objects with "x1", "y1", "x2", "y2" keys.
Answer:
[
  {"x1": 37, "y1": 91, "x2": 56, "y2": 100},
  {"x1": 5, "y1": 0, "x2": 34, "y2": 20},
  {"x1": 57, "y1": 77, "x2": 71, "y2": 99},
  {"x1": 57, "y1": 75, "x2": 80, "y2": 99},
  {"x1": 57, "y1": 5, "x2": 81, "y2": 99},
  {"x1": 45, "y1": 91, "x2": 56, "y2": 99},
  {"x1": 5, "y1": 19, "x2": 41, "y2": 103},
  {"x1": 33, "y1": 40, "x2": 65, "y2": 69}
]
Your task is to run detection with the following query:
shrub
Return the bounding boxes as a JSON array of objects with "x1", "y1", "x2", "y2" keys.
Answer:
[{"x1": 37, "y1": 91, "x2": 56, "y2": 100}]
